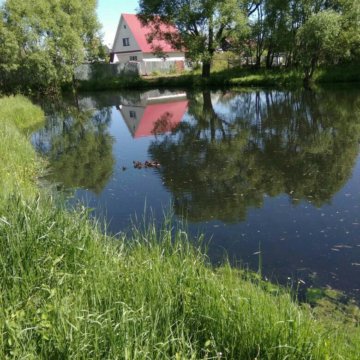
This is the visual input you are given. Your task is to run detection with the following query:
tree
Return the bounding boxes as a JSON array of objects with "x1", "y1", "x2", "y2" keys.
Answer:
[
  {"x1": 0, "y1": 10, "x2": 19, "y2": 92},
  {"x1": 138, "y1": 0, "x2": 249, "y2": 77},
  {"x1": 0, "y1": 0, "x2": 103, "y2": 92},
  {"x1": 297, "y1": 10, "x2": 342, "y2": 83}
]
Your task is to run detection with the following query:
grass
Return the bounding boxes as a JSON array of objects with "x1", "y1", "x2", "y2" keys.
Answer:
[
  {"x1": 76, "y1": 62, "x2": 360, "y2": 92},
  {"x1": 0, "y1": 197, "x2": 359, "y2": 359},
  {"x1": 76, "y1": 69, "x2": 302, "y2": 92},
  {"x1": 0, "y1": 95, "x2": 359, "y2": 359},
  {"x1": 0, "y1": 95, "x2": 44, "y2": 133},
  {"x1": 314, "y1": 63, "x2": 360, "y2": 84},
  {"x1": 0, "y1": 95, "x2": 45, "y2": 203}
]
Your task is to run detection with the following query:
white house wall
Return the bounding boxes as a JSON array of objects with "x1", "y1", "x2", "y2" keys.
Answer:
[
  {"x1": 112, "y1": 16, "x2": 141, "y2": 54},
  {"x1": 116, "y1": 52, "x2": 144, "y2": 63},
  {"x1": 142, "y1": 52, "x2": 185, "y2": 61}
]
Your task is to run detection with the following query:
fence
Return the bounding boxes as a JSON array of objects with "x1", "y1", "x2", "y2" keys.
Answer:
[
  {"x1": 75, "y1": 60, "x2": 187, "y2": 81},
  {"x1": 74, "y1": 62, "x2": 139, "y2": 81},
  {"x1": 138, "y1": 60, "x2": 185, "y2": 76}
]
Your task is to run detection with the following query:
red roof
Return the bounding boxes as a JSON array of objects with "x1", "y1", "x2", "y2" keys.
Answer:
[
  {"x1": 122, "y1": 13, "x2": 179, "y2": 53},
  {"x1": 135, "y1": 100, "x2": 188, "y2": 138}
]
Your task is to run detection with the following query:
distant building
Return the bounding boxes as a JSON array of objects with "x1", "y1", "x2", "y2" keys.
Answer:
[{"x1": 110, "y1": 14, "x2": 186, "y2": 75}]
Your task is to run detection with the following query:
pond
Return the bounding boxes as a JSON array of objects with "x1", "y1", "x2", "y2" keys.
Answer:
[{"x1": 33, "y1": 87, "x2": 360, "y2": 301}]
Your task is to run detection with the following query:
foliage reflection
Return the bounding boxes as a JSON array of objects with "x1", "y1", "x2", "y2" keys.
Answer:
[
  {"x1": 34, "y1": 103, "x2": 114, "y2": 194},
  {"x1": 149, "y1": 90, "x2": 360, "y2": 222}
]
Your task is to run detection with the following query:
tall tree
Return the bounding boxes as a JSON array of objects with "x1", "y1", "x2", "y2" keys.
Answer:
[
  {"x1": 0, "y1": 0, "x2": 103, "y2": 92},
  {"x1": 297, "y1": 10, "x2": 342, "y2": 83},
  {"x1": 138, "y1": 0, "x2": 249, "y2": 77}
]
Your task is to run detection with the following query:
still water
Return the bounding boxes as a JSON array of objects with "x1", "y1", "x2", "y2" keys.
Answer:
[{"x1": 33, "y1": 88, "x2": 360, "y2": 300}]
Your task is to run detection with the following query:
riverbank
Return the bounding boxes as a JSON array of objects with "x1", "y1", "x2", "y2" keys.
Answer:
[
  {"x1": 76, "y1": 63, "x2": 360, "y2": 92},
  {"x1": 1, "y1": 95, "x2": 360, "y2": 358},
  {"x1": 0, "y1": 96, "x2": 44, "y2": 203}
]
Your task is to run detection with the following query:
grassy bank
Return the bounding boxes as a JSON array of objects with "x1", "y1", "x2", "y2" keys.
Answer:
[
  {"x1": 76, "y1": 63, "x2": 360, "y2": 92},
  {"x1": 1, "y1": 198, "x2": 359, "y2": 359},
  {"x1": 76, "y1": 68, "x2": 302, "y2": 92},
  {"x1": 1, "y1": 95, "x2": 360, "y2": 359},
  {"x1": 0, "y1": 96, "x2": 44, "y2": 203}
]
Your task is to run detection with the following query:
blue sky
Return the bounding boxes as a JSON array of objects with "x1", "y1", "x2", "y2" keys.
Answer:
[{"x1": 97, "y1": 0, "x2": 139, "y2": 47}]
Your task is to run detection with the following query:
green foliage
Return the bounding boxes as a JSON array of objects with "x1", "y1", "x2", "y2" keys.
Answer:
[
  {"x1": 0, "y1": 0, "x2": 103, "y2": 92},
  {"x1": 138, "y1": 0, "x2": 248, "y2": 77},
  {"x1": 297, "y1": 10, "x2": 342, "y2": 81},
  {"x1": 0, "y1": 197, "x2": 359, "y2": 359},
  {"x1": 0, "y1": 95, "x2": 44, "y2": 203}
]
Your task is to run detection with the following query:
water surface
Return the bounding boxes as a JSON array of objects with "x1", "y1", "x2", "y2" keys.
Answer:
[{"x1": 33, "y1": 88, "x2": 360, "y2": 300}]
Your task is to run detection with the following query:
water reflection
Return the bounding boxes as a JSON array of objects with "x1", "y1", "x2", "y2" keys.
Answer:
[
  {"x1": 33, "y1": 103, "x2": 115, "y2": 194},
  {"x1": 150, "y1": 90, "x2": 360, "y2": 222},
  {"x1": 33, "y1": 88, "x2": 360, "y2": 299},
  {"x1": 116, "y1": 90, "x2": 188, "y2": 138}
]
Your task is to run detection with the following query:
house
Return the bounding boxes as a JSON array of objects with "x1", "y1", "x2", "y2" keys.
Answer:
[
  {"x1": 110, "y1": 14, "x2": 186, "y2": 75},
  {"x1": 117, "y1": 90, "x2": 188, "y2": 138}
]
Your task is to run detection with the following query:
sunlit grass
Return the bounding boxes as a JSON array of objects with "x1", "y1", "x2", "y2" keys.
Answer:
[
  {"x1": 0, "y1": 95, "x2": 44, "y2": 133},
  {"x1": 0, "y1": 197, "x2": 359, "y2": 359},
  {"x1": 0, "y1": 95, "x2": 45, "y2": 203}
]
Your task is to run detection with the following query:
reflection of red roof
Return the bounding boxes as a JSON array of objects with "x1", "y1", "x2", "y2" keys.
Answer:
[
  {"x1": 122, "y1": 14, "x2": 179, "y2": 53},
  {"x1": 135, "y1": 100, "x2": 188, "y2": 138}
]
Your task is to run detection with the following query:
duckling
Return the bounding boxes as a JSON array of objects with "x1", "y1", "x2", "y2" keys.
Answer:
[{"x1": 133, "y1": 161, "x2": 143, "y2": 169}]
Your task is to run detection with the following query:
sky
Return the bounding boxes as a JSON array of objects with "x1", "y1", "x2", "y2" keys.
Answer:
[{"x1": 97, "y1": 0, "x2": 139, "y2": 47}]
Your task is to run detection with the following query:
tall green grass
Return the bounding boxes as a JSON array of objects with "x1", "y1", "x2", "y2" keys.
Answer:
[
  {"x1": 0, "y1": 96, "x2": 45, "y2": 203},
  {"x1": 0, "y1": 197, "x2": 359, "y2": 359},
  {"x1": 0, "y1": 95, "x2": 44, "y2": 133}
]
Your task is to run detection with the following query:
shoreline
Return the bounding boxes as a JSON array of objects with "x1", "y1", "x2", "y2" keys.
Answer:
[
  {"x1": 0, "y1": 95, "x2": 359, "y2": 358},
  {"x1": 74, "y1": 63, "x2": 360, "y2": 92}
]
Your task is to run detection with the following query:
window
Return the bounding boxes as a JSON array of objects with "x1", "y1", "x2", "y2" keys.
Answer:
[
  {"x1": 129, "y1": 56, "x2": 138, "y2": 61},
  {"x1": 123, "y1": 25, "x2": 127, "y2": 29},
  {"x1": 122, "y1": 38, "x2": 130, "y2": 46},
  {"x1": 129, "y1": 110, "x2": 137, "y2": 119}
]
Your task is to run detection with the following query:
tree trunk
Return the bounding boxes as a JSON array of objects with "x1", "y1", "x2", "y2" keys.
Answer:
[
  {"x1": 202, "y1": 18, "x2": 214, "y2": 78},
  {"x1": 266, "y1": 49, "x2": 273, "y2": 69},
  {"x1": 255, "y1": 55, "x2": 261, "y2": 69},
  {"x1": 303, "y1": 57, "x2": 317, "y2": 88},
  {"x1": 202, "y1": 61, "x2": 211, "y2": 78}
]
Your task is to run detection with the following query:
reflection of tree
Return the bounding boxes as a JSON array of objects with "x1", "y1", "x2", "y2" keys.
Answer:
[
  {"x1": 149, "y1": 90, "x2": 360, "y2": 222},
  {"x1": 151, "y1": 112, "x2": 175, "y2": 135},
  {"x1": 34, "y1": 103, "x2": 115, "y2": 194}
]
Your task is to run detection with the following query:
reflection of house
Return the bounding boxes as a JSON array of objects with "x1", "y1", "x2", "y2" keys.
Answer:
[
  {"x1": 118, "y1": 92, "x2": 188, "y2": 138},
  {"x1": 110, "y1": 14, "x2": 185, "y2": 75}
]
